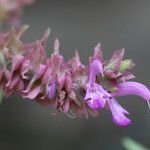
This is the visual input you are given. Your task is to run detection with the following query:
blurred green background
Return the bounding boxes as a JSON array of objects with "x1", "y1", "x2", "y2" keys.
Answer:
[{"x1": 0, "y1": 0, "x2": 150, "y2": 149}]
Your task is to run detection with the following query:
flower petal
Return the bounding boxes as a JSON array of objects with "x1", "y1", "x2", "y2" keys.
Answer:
[
  {"x1": 21, "y1": 59, "x2": 30, "y2": 79},
  {"x1": 69, "y1": 50, "x2": 83, "y2": 70},
  {"x1": 12, "y1": 54, "x2": 24, "y2": 71},
  {"x1": 84, "y1": 83, "x2": 107, "y2": 110},
  {"x1": 51, "y1": 52, "x2": 64, "y2": 74},
  {"x1": 24, "y1": 85, "x2": 42, "y2": 100},
  {"x1": 42, "y1": 67, "x2": 52, "y2": 84},
  {"x1": 35, "y1": 64, "x2": 46, "y2": 79},
  {"x1": 90, "y1": 43, "x2": 103, "y2": 62},
  {"x1": 47, "y1": 82, "x2": 56, "y2": 99},
  {"x1": 112, "y1": 82, "x2": 150, "y2": 101},
  {"x1": 41, "y1": 28, "x2": 51, "y2": 47},
  {"x1": 89, "y1": 59, "x2": 103, "y2": 87},
  {"x1": 107, "y1": 98, "x2": 131, "y2": 126}
]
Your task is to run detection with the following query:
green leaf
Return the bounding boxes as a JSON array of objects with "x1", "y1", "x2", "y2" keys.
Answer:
[
  {"x1": 122, "y1": 137, "x2": 149, "y2": 150},
  {"x1": 119, "y1": 59, "x2": 135, "y2": 72}
]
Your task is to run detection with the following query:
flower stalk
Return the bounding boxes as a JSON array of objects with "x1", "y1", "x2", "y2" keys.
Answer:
[{"x1": 0, "y1": 25, "x2": 150, "y2": 126}]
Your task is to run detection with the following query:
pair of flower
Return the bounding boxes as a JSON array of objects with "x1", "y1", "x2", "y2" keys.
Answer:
[{"x1": 84, "y1": 45, "x2": 150, "y2": 126}]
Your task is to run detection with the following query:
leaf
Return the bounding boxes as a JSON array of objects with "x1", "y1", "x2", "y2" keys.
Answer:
[
  {"x1": 119, "y1": 59, "x2": 135, "y2": 72},
  {"x1": 121, "y1": 137, "x2": 149, "y2": 150}
]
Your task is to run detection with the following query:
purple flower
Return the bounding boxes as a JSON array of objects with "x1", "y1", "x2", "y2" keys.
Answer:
[
  {"x1": 89, "y1": 59, "x2": 103, "y2": 86},
  {"x1": 84, "y1": 83, "x2": 107, "y2": 109},
  {"x1": 47, "y1": 82, "x2": 56, "y2": 99},
  {"x1": 5, "y1": 54, "x2": 25, "y2": 96},
  {"x1": 112, "y1": 82, "x2": 150, "y2": 101},
  {"x1": 84, "y1": 59, "x2": 106, "y2": 109},
  {"x1": 107, "y1": 97, "x2": 131, "y2": 126},
  {"x1": 23, "y1": 64, "x2": 46, "y2": 99},
  {"x1": 55, "y1": 74, "x2": 78, "y2": 113},
  {"x1": 84, "y1": 57, "x2": 150, "y2": 126},
  {"x1": 108, "y1": 81, "x2": 150, "y2": 126}
]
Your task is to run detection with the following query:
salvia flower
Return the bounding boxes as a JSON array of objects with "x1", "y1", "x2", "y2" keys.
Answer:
[
  {"x1": 0, "y1": 26, "x2": 150, "y2": 126},
  {"x1": 84, "y1": 46, "x2": 150, "y2": 126},
  {"x1": 84, "y1": 59, "x2": 106, "y2": 109}
]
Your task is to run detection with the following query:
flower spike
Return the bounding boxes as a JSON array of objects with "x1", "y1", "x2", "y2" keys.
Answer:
[{"x1": 0, "y1": 26, "x2": 149, "y2": 126}]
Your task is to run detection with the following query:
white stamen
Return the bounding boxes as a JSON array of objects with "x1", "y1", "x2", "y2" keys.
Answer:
[{"x1": 147, "y1": 100, "x2": 150, "y2": 112}]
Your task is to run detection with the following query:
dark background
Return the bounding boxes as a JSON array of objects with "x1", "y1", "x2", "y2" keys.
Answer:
[{"x1": 0, "y1": 0, "x2": 150, "y2": 149}]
